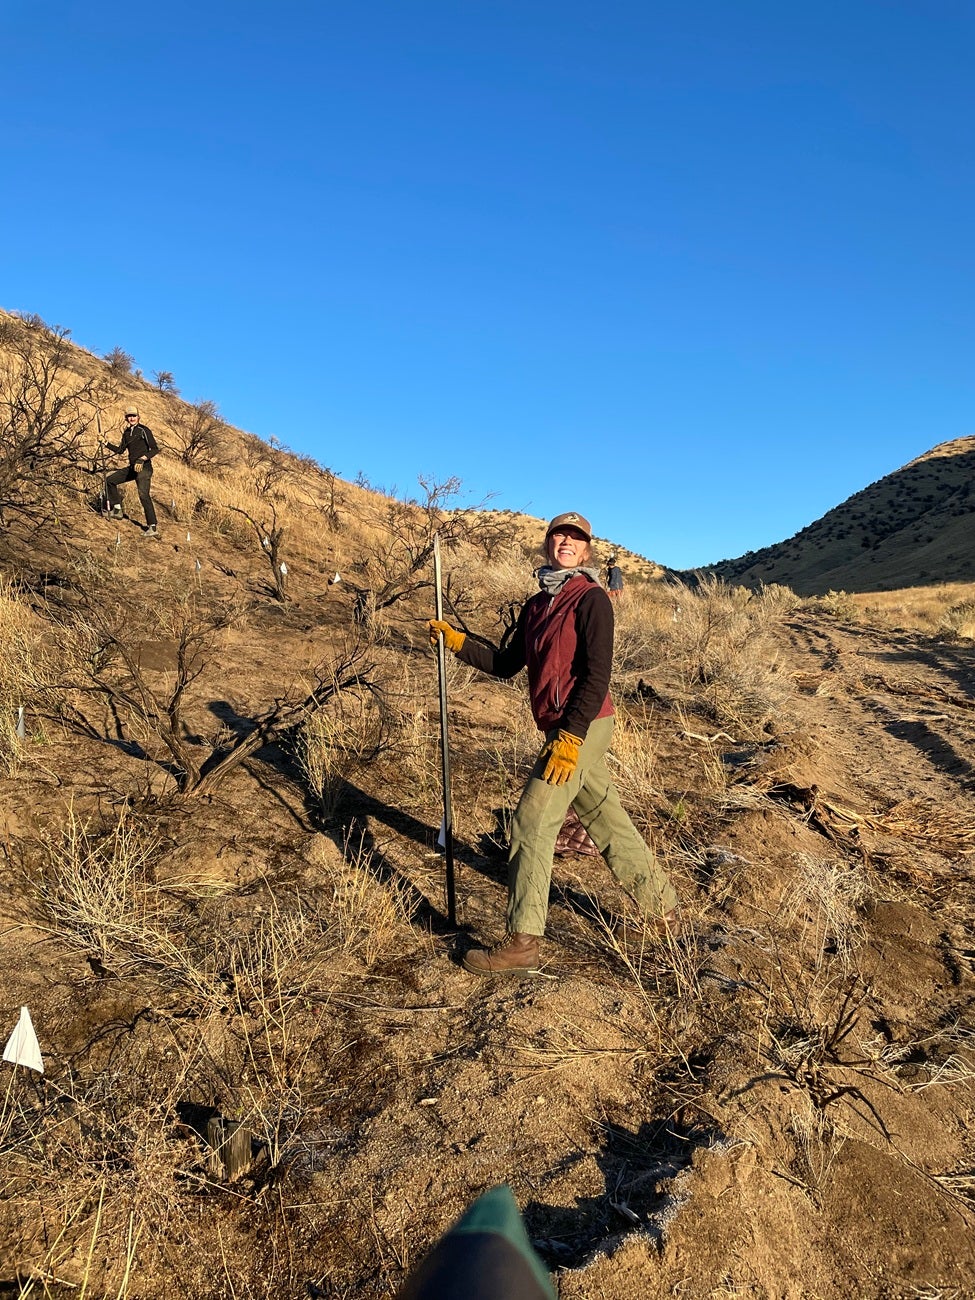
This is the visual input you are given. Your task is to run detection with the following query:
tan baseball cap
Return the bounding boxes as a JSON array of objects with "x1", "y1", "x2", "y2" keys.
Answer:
[
  {"x1": 124, "y1": 406, "x2": 139, "y2": 417},
  {"x1": 545, "y1": 511, "x2": 592, "y2": 540}
]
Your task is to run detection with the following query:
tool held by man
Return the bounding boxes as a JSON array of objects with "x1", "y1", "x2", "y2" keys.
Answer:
[{"x1": 95, "y1": 409, "x2": 111, "y2": 515}]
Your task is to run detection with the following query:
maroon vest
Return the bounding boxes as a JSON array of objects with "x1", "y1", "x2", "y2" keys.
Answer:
[{"x1": 523, "y1": 574, "x2": 614, "y2": 732}]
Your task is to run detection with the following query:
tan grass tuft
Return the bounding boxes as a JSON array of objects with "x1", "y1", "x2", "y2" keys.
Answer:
[
  {"x1": 779, "y1": 853, "x2": 870, "y2": 969},
  {"x1": 0, "y1": 577, "x2": 54, "y2": 774}
]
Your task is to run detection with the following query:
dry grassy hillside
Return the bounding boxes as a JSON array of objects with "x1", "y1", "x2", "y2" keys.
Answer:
[
  {"x1": 705, "y1": 436, "x2": 975, "y2": 594},
  {"x1": 1, "y1": 313, "x2": 974, "y2": 1298}
]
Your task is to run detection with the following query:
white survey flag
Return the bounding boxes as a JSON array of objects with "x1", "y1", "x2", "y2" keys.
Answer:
[{"x1": 3, "y1": 1006, "x2": 44, "y2": 1073}]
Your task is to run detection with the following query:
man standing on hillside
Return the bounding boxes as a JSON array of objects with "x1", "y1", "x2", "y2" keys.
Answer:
[
  {"x1": 105, "y1": 405, "x2": 160, "y2": 537},
  {"x1": 606, "y1": 556, "x2": 624, "y2": 600}
]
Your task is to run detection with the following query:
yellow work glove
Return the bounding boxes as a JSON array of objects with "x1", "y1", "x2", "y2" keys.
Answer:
[
  {"x1": 541, "y1": 730, "x2": 584, "y2": 786},
  {"x1": 429, "y1": 619, "x2": 465, "y2": 654}
]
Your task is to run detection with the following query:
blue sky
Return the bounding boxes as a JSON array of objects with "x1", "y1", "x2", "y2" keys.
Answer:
[{"x1": 4, "y1": 1, "x2": 974, "y2": 568}]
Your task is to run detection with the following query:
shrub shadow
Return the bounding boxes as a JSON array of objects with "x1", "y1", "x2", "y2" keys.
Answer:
[{"x1": 523, "y1": 1116, "x2": 723, "y2": 1269}]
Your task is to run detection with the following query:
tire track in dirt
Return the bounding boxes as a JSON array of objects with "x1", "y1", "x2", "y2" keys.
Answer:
[{"x1": 778, "y1": 614, "x2": 975, "y2": 810}]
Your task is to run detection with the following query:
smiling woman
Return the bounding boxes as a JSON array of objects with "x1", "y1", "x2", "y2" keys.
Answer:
[{"x1": 429, "y1": 510, "x2": 679, "y2": 975}]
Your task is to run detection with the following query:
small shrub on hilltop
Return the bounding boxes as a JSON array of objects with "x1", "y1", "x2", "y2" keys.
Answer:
[{"x1": 103, "y1": 345, "x2": 135, "y2": 374}]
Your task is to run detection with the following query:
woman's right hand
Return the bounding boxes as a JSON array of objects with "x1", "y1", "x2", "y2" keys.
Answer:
[{"x1": 428, "y1": 619, "x2": 465, "y2": 654}]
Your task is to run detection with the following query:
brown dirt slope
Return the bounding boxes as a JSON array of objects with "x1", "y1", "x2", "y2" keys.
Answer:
[
  {"x1": 0, "y1": 320, "x2": 974, "y2": 1298},
  {"x1": 703, "y1": 436, "x2": 975, "y2": 594}
]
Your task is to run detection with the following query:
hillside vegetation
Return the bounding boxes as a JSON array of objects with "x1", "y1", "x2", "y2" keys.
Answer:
[
  {"x1": 1, "y1": 311, "x2": 974, "y2": 1298},
  {"x1": 706, "y1": 436, "x2": 975, "y2": 594}
]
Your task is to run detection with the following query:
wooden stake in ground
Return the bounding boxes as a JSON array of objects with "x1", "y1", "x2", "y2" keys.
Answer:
[{"x1": 433, "y1": 533, "x2": 457, "y2": 926}]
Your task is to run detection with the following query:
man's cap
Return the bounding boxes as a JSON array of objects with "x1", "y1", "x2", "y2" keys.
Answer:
[
  {"x1": 124, "y1": 406, "x2": 139, "y2": 416},
  {"x1": 545, "y1": 512, "x2": 592, "y2": 541}
]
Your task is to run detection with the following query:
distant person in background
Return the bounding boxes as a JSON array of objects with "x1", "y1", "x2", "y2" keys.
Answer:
[
  {"x1": 606, "y1": 556, "x2": 624, "y2": 600},
  {"x1": 430, "y1": 510, "x2": 678, "y2": 975},
  {"x1": 105, "y1": 405, "x2": 160, "y2": 537}
]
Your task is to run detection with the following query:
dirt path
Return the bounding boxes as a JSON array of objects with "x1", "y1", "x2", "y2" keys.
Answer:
[{"x1": 777, "y1": 613, "x2": 975, "y2": 807}]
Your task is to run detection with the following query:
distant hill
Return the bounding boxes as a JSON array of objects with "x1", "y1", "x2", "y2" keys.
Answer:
[{"x1": 700, "y1": 436, "x2": 975, "y2": 594}]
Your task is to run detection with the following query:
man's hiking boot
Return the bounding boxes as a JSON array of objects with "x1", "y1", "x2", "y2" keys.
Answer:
[
  {"x1": 108, "y1": 506, "x2": 124, "y2": 519},
  {"x1": 143, "y1": 525, "x2": 159, "y2": 539},
  {"x1": 463, "y1": 932, "x2": 540, "y2": 976}
]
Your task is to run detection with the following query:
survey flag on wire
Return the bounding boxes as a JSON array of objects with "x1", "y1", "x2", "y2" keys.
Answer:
[{"x1": 3, "y1": 1006, "x2": 44, "y2": 1073}]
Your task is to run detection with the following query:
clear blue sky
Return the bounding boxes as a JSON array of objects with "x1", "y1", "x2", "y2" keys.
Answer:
[{"x1": 4, "y1": 1, "x2": 974, "y2": 568}]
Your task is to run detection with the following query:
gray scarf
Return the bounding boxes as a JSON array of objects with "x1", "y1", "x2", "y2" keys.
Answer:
[{"x1": 537, "y1": 565, "x2": 603, "y2": 596}]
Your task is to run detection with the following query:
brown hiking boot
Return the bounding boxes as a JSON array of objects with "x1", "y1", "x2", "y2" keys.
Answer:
[{"x1": 462, "y1": 932, "x2": 541, "y2": 976}]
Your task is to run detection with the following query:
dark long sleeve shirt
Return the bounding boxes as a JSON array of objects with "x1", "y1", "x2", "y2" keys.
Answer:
[
  {"x1": 108, "y1": 423, "x2": 159, "y2": 466},
  {"x1": 458, "y1": 578, "x2": 615, "y2": 738}
]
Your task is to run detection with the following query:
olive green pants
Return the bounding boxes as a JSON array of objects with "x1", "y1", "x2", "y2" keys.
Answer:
[{"x1": 506, "y1": 715, "x2": 678, "y2": 936}]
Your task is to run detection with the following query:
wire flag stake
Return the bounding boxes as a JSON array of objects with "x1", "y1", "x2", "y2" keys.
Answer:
[{"x1": 433, "y1": 533, "x2": 457, "y2": 926}]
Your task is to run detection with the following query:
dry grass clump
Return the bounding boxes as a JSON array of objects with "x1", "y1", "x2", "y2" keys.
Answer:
[
  {"x1": 801, "y1": 589, "x2": 860, "y2": 622},
  {"x1": 668, "y1": 578, "x2": 793, "y2": 734},
  {"x1": 1, "y1": 1072, "x2": 200, "y2": 1300},
  {"x1": 753, "y1": 582, "x2": 802, "y2": 615},
  {"x1": 788, "y1": 1100, "x2": 846, "y2": 1199},
  {"x1": 29, "y1": 805, "x2": 161, "y2": 961},
  {"x1": 778, "y1": 853, "x2": 870, "y2": 970},
  {"x1": 22, "y1": 805, "x2": 229, "y2": 1006},
  {"x1": 938, "y1": 598, "x2": 975, "y2": 640},
  {"x1": 612, "y1": 578, "x2": 795, "y2": 735},
  {"x1": 2, "y1": 811, "x2": 423, "y2": 1298},
  {"x1": 297, "y1": 705, "x2": 352, "y2": 821},
  {"x1": 295, "y1": 674, "x2": 386, "y2": 823},
  {"x1": 377, "y1": 653, "x2": 456, "y2": 810},
  {"x1": 838, "y1": 582, "x2": 975, "y2": 635},
  {"x1": 310, "y1": 829, "x2": 420, "y2": 965},
  {"x1": 611, "y1": 583, "x2": 681, "y2": 677},
  {"x1": 0, "y1": 577, "x2": 54, "y2": 774},
  {"x1": 607, "y1": 699, "x2": 661, "y2": 814}
]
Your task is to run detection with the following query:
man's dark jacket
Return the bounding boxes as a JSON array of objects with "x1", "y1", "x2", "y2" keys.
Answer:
[{"x1": 108, "y1": 423, "x2": 159, "y2": 467}]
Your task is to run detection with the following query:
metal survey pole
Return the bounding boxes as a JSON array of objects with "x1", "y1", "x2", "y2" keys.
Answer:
[
  {"x1": 433, "y1": 534, "x2": 457, "y2": 926},
  {"x1": 95, "y1": 408, "x2": 109, "y2": 514}
]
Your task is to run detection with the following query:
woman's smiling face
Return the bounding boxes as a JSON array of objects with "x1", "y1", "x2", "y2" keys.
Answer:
[{"x1": 547, "y1": 525, "x2": 591, "y2": 570}]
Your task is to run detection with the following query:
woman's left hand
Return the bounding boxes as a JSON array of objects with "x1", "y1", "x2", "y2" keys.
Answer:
[{"x1": 541, "y1": 730, "x2": 583, "y2": 785}]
